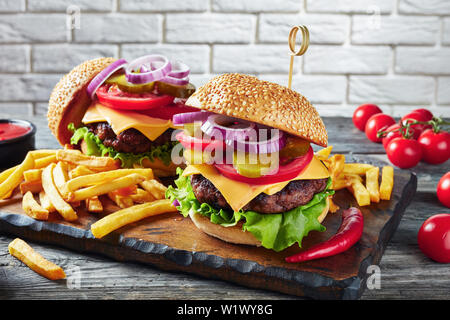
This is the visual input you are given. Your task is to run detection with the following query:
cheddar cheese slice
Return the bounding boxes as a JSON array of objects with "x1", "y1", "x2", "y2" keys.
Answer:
[
  {"x1": 182, "y1": 155, "x2": 330, "y2": 212},
  {"x1": 82, "y1": 103, "x2": 179, "y2": 141}
]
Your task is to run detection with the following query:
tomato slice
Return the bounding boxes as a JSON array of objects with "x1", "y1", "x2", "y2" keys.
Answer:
[
  {"x1": 96, "y1": 84, "x2": 174, "y2": 111},
  {"x1": 137, "y1": 103, "x2": 198, "y2": 120},
  {"x1": 214, "y1": 147, "x2": 314, "y2": 185},
  {"x1": 175, "y1": 130, "x2": 225, "y2": 151}
]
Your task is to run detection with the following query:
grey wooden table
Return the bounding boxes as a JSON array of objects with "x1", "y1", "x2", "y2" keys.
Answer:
[{"x1": 0, "y1": 115, "x2": 449, "y2": 300}]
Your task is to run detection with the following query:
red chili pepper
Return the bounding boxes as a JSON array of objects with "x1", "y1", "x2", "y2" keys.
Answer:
[{"x1": 285, "y1": 207, "x2": 364, "y2": 263}]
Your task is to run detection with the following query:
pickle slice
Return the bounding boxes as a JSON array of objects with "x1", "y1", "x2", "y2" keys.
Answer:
[
  {"x1": 232, "y1": 151, "x2": 279, "y2": 178},
  {"x1": 279, "y1": 136, "x2": 310, "y2": 160},
  {"x1": 157, "y1": 82, "x2": 196, "y2": 99},
  {"x1": 106, "y1": 74, "x2": 155, "y2": 93},
  {"x1": 183, "y1": 148, "x2": 212, "y2": 165},
  {"x1": 183, "y1": 122, "x2": 203, "y2": 137}
]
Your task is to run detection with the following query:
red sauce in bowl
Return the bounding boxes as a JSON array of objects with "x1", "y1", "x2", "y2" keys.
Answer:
[{"x1": 0, "y1": 122, "x2": 31, "y2": 141}]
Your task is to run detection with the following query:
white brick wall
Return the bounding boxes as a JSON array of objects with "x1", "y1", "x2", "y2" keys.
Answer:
[{"x1": 0, "y1": 0, "x2": 448, "y2": 117}]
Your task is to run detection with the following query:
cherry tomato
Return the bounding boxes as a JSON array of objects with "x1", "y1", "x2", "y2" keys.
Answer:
[
  {"x1": 401, "y1": 111, "x2": 432, "y2": 139},
  {"x1": 381, "y1": 123, "x2": 412, "y2": 149},
  {"x1": 385, "y1": 137, "x2": 423, "y2": 169},
  {"x1": 411, "y1": 108, "x2": 433, "y2": 121},
  {"x1": 96, "y1": 84, "x2": 174, "y2": 111},
  {"x1": 352, "y1": 104, "x2": 383, "y2": 132},
  {"x1": 417, "y1": 213, "x2": 450, "y2": 263},
  {"x1": 214, "y1": 147, "x2": 313, "y2": 185},
  {"x1": 365, "y1": 113, "x2": 396, "y2": 143},
  {"x1": 418, "y1": 129, "x2": 450, "y2": 165},
  {"x1": 437, "y1": 172, "x2": 450, "y2": 208}
]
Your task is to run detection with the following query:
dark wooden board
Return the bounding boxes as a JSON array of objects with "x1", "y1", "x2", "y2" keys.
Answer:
[{"x1": 0, "y1": 155, "x2": 416, "y2": 299}]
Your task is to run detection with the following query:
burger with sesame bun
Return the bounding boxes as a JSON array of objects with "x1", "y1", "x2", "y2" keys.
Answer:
[
  {"x1": 166, "y1": 73, "x2": 334, "y2": 252},
  {"x1": 47, "y1": 56, "x2": 198, "y2": 177}
]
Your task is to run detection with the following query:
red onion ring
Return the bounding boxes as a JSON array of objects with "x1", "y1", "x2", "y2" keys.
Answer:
[
  {"x1": 125, "y1": 55, "x2": 172, "y2": 84},
  {"x1": 86, "y1": 59, "x2": 128, "y2": 99},
  {"x1": 160, "y1": 75, "x2": 189, "y2": 86},
  {"x1": 168, "y1": 60, "x2": 190, "y2": 78},
  {"x1": 172, "y1": 111, "x2": 213, "y2": 125},
  {"x1": 234, "y1": 129, "x2": 286, "y2": 154},
  {"x1": 201, "y1": 114, "x2": 256, "y2": 144}
]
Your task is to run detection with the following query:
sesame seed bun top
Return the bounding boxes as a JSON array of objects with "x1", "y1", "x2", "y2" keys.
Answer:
[
  {"x1": 185, "y1": 73, "x2": 328, "y2": 147},
  {"x1": 47, "y1": 57, "x2": 116, "y2": 145}
]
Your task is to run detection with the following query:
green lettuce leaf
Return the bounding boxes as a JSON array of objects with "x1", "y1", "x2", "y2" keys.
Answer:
[
  {"x1": 68, "y1": 123, "x2": 178, "y2": 168},
  {"x1": 166, "y1": 167, "x2": 334, "y2": 252}
]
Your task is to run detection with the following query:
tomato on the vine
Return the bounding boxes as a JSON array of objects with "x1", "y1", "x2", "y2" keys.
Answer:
[
  {"x1": 411, "y1": 108, "x2": 433, "y2": 121},
  {"x1": 365, "y1": 113, "x2": 396, "y2": 143},
  {"x1": 437, "y1": 172, "x2": 450, "y2": 208},
  {"x1": 418, "y1": 129, "x2": 450, "y2": 165},
  {"x1": 385, "y1": 137, "x2": 423, "y2": 169},
  {"x1": 401, "y1": 111, "x2": 432, "y2": 139},
  {"x1": 353, "y1": 104, "x2": 383, "y2": 132},
  {"x1": 381, "y1": 123, "x2": 412, "y2": 149},
  {"x1": 418, "y1": 213, "x2": 450, "y2": 263}
]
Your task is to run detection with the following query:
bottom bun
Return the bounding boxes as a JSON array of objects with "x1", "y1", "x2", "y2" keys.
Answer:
[
  {"x1": 189, "y1": 197, "x2": 331, "y2": 247},
  {"x1": 80, "y1": 140, "x2": 181, "y2": 177}
]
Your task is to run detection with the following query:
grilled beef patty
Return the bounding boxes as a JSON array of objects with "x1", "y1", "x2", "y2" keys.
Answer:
[
  {"x1": 86, "y1": 122, "x2": 173, "y2": 154},
  {"x1": 190, "y1": 174, "x2": 328, "y2": 214}
]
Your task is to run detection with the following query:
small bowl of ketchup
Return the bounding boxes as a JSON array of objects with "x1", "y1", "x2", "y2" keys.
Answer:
[{"x1": 0, "y1": 119, "x2": 36, "y2": 168}]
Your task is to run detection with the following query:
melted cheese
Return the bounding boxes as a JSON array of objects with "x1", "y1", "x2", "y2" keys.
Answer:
[
  {"x1": 182, "y1": 155, "x2": 330, "y2": 212},
  {"x1": 82, "y1": 103, "x2": 179, "y2": 141}
]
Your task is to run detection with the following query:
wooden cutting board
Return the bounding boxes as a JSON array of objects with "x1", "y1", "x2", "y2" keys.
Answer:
[{"x1": 0, "y1": 155, "x2": 417, "y2": 299}]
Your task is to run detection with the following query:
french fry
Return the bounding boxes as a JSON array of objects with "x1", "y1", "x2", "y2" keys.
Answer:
[
  {"x1": 8, "y1": 238, "x2": 65, "y2": 280},
  {"x1": 0, "y1": 153, "x2": 34, "y2": 199},
  {"x1": 56, "y1": 149, "x2": 119, "y2": 170},
  {"x1": 130, "y1": 188, "x2": 155, "y2": 203},
  {"x1": 42, "y1": 164, "x2": 77, "y2": 221},
  {"x1": 20, "y1": 180, "x2": 43, "y2": 195},
  {"x1": 329, "y1": 197, "x2": 340, "y2": 213},
  {"x1": 344, "y1": 173, "x2": 363, "y2": 182},
  {"x1": 380, "y1": 166, "x2": 394, "y2": 200},
  {"x1": 29, "y1": 149, "x2": 57, "y2": 159},
  {"x1": 332, "y1": 177, "x2": 352, "y2": 190},
  {"x1": 65, "y1": 169, "x2": 154, "y2": 194},
  {"x1": 34, "y1": 155, "x2": 57, "y2": 169},
  {"x1": 347, "y1": 177, "x2": 371, "y2": 207},
  {"x1": 315, "y1": 146, "x2": 333, "y2": 161},
  {"x1": 2, "y1": 189, "x2": 14, "y2": 199},
  {"x1": 23, "y1": 169, "x2": 42, "y2": 182},
  {"x1": 90, "y1": 199, "x2": 177, "y2": 238},
  {"x1": 140, "y1": 179, "x2": 167, "y2": 200},
  {"x1": 366, "y1": 167, "x2": 380, "y2": 203},
  {"x1": 342, "y1": 163, "x2": 376, "y2": 175},
  {"x1": 68, "y1": 165, "x2": 95, "y2": 179},
  {"x1": 0, "y1": 165, "x2": 18, "y2": 184},
  {"x1": 53, "y1": 162, "x2": 69, "y2": 195},
  {"x1": 85, "y1": 196, "x2": 103, "y2": 213},
  {"x1": 39, "y1": 191, "x2": 56, "y2": 213},
  {"x1": 107, "y1": 192, "x2": 134, "y2": 209},
  {"x1": 329, "y1": 154, "x2": 345, "y2": 187},
  {"x1": 69, "y1": 173, "x2": 146, "y2": 202},
  {"x1": 22, "y1": 191, "x2": 49, "y2": 220}
]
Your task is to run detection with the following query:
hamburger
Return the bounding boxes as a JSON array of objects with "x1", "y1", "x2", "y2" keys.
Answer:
[
  {"x1": 47, "y1": 56, "x2": 197, "y2": 177},
  {"x1": 166, "y1": 73, "x2": 334, "y2": 252}
]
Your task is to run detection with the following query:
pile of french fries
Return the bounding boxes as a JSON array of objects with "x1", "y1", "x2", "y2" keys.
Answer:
[
  {"x1": 0, "y1": 148, "x2": 176, "y2": 238},
  {"x1": 315, "y1": 146, "x2": 394, "y2": 208}
]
